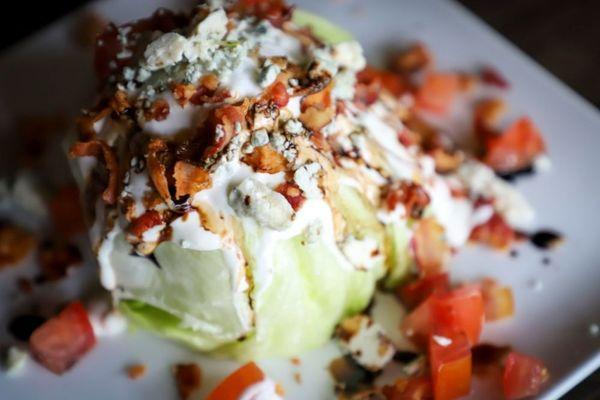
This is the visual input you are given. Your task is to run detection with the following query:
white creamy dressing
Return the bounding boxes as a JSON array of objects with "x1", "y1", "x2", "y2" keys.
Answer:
[
  {"x1": 238, "y1": 377, "x2": 283, "y2": 400},
  {"x1": 340, "y1": 316, "x2": 395, "y2": 371},
  {"x1": 122, "y1": 168, "x2": 151, "y2": 218}
]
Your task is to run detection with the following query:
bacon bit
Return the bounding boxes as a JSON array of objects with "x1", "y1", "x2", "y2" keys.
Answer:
[
  {"x1": 142, "y1": 191, "x2": 164, "y2": 210},
  {"x1": 482, "y1": 117, "x2": 546, "y2": 173},
  {"x1": 416, "y1": 72, "x2": 460, "y2": 115},
  {"x1": 17, "y1": 277, "x2": 34, "y2": 294},
  {"x1": 173, "y1": 363, "x2": 202, "y2": 400},
  {"x1": 203, "y1": 104, "x2": 247, "y2": 158},
  {"x1": 50, "y1": 186, "x2": 86, "y2": 237},
  {"x1": 75, "y1": 108, "x2": 111, "y2": 140},
  {"x1": 264, "y1": 81, "x2": 289, "y2": 108},
  {"x1": 481, "y1": 66, "x2": 510, "y2": 89},
  {"x1": 146, "y1": 138, "x2": 172, "y2": 203},
  {"x1": 276, "y1": 182, "x2": 306, "y2": 211},
  {"x1": 475, "y1": 98, "x2": 507, "y2": 133},
  {"x1": 355, "y1": 66, "x2": 407, "y2": 107},
  {"x1": 38, "y1": 242, "x2": 82, "y2": 282},
  {"x1": 293, "y1": 372, "x2": 302, "y2": 384},
  {"x1": 470, "y1": 212, "x2": 515, "y2": 251},
  {"x1": 69, "y1": 140, "x2": 119, "y2": 205},
  {"x1": 126, "y1": 364, "x2": 147, "y2": 380},
  {"x1": 276, "y1": 383, "x2": 286, "y2": 396},
  {"x1": 301, "y1": 83, "x2": 332, "y2": 112},
  {"x1": 412, "y1": 218, "x2": 451, "y2": 277},
  {"x1": 144, "y1": 99, "x2": 170, "y2": 121},
  {"x1": 233, "y1": 0, "x2": 293, "y2": 28},
  {"x1": 0, "y1": 223, "x2": 36, "y2": 269},
  {"x1": 291, "y1": 357, "x2": 301, "y2": 366},
  {"x1": 398, "y1": 129, "x2": 420, "y2": 147},
  {"x1": 392, "y1": 42, "x2": 433, "y2": 74},
  {"x1": 173, "y1": 161, "x2": 212, "y2": 199},
  {"x1": 309, "y1": 131, "x2": 331, "y2": 152},
  {"x1": 480, "y1": 278, "x2": 515, "y2": 321},
  {"x1": 109, "y1": 90, "x2": 131, "y2": 114},
  {"x1": 429, "y1": 147, "x2": 464, "y2": 174},
  {"x1": 300, "y1": 107, "x2": 334, "y2": 132},
  {"x1": 243, "y1": 145, "x2": 288, "y2": 174},
  {"x1": 128, "y1": 210, "x2": 163, "y2": 238},
  {"x1": 171, "y1": 83, "x2": 197, "y2": 107},
  {"x1": 404, "y1": 115, "x2": 437, "y2": 145},
  {"x1": 385, "y1": 181, "x2": 430, "y2": 219},
  {"x1": 72, "y1": 11, "x2": 108, "y2": 48}
]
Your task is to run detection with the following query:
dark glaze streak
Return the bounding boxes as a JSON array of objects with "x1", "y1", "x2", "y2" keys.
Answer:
[
  {"x1": 530, "y1": 230, "x2": 564, "y2": 250},
  {"x1": 497, "y1": 165, "x2": 535, "y2": 182}
]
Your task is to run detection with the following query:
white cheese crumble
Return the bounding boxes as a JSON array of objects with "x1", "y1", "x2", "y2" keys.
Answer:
[
  {"x1": 294, "y1": 162, "x2": 322, "y2": 199},
  {"x1": 3, "y1": 347, "x2": 28, "y2": 376},
  {"x1": 258, "y1": 60, "x2": 281, "y2": 88},
  {"x1": 228, "y1": 177, "x2": 294, "y2": 230},
  {"x1": 284, "y1": 119, "x2": 304, "y2": 135},
  {"x1": 337, "y1": 315, "x2": 395, "y2": 371},
  {"x1": 251, "y1": 129, "x2": 270, "y2": 147},
  {"x1": 144, "y1": 32, "x2": 188, "y2": 71},
  {"x1": 341, "y1": 235, "x2": 381, "y2": 270}
]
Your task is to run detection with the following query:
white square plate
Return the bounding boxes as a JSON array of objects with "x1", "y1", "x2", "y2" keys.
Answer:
[{"x1": 0, "y1": 0, "x2": 598, "y2": 399}]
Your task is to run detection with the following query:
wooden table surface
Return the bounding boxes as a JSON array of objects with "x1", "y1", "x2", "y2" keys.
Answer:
[{"x1": 0, "y1": 0, "x2": 598, "y2": 398}]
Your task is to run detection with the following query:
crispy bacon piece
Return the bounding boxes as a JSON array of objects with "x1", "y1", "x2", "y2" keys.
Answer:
[
  {"x1": 474, "y1": 98, "x2": 507, "y2": 137},
  {"x1": 203, "y1": 103, "x2": 247, "y2": 158},
  {"x1": 411, "y1": 218, "x2": 451, "y2": 277},
  {"x1": 391, "y1": 42, "x2": 433, "y2": 74},
  {"x1": 172, "y1": 83, "x2": 197, "y2": 107},
  {"x1": 309, "y1": 131, "x2": 331, "y2": 152},
  {"x1": 109, "y1": 90, "x2": 131, "y2": 114},
  {"x1": 242, "y1": 145, "x2": 287, "y2": 174},
  {"x1": 0, "y1": 223, "x2": 36, "y2": 269},
  {"x1": 264, "y1": 81, "x2": 289, "y2": 108},
  {"x1": 50, "y1": 186, "x2": 86, "y2": 237},
  {"x1": 126, "y1": 364, "x2": 147, "y2": 380},
  {"x1": 276, "y1": 182, "x2": 305, "y2": 210},
  {"x1": 173, "y1": 161, "x2": 212, "y2": 199},
  {"x1": 173, "y1": 363, "x2": 202, "y2": 400},
  {"x1": 233, "y1": 0, "x2": 293, "y2": 28},
  {"x1": 480, "y1": 278, "x2": 515, "y2": 321},
  {"x1": 470, "y1": 212, "x2": 515, "y2": 251},
  {"x1": 69, "y1": 140, "x2": 119, "y2": 205},
  {"x1": 144, "y1": 99, "x2": 170, "y2": 121},
  {"x1": 481, "y1": 66, "x2": 510, "y2": 89},
  {"x1": 429, "y1": 147, "x2": 465, "y2": 174},
  {"x1": 128, "y1": 210, "x2": 163, "y2": 238},
  {"x1": 38, "y1": 242, "x2": 82, "y2": 281},
  {"x1": 190, "y1": 75, "x2": 230, "y2": 105},
  {"x1": 146, "y1": 138, "x2": 172, "y2": 203},
  {"x1": 300, "y1": 84, "x2": 334, "y2": 131},
  {"x1": 76, "y1": 108, "x2": 111, "y2": 140},
  {"x1": 355, "y1": 66, "x2": 407, "y2": 107},
  {"x1": 385, "y1": 181, "x2": 430, "y2": 219}
]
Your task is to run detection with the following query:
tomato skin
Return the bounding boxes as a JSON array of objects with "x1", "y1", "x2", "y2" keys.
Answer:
[
  {"x1": 429, "y1": 331, "x2": 472, "y2": 400},
  {"x1": 480, "y1": 278, "x2": 515, "y2": 321},
  {"x1": 206, "y1": 362, "x2": 266, "y2": 400},
  {"x1": 416, "y1": 73, "x2": 459, "y2": 115},
  {"x1": 483, "y1": 117, "x2": 545, "y2": 173},
  {"x1": 29, "y1": 301, "x2": 96, "y2": 375},
  {"x1": 502, "y1": 352, "x2": 549, "y2": 399},
  {"x1": 431, "y1": 285, "x2": 485, "y2": 346},
  {"x1": 402, "y1": 286, "x2": 485, "y2": 347},
  {"x1": 399, "y1": 273, "x2": 450, "y2": 310},
  {"x1": 382, "y1": 376, "x2": 433, "y2": 400}
]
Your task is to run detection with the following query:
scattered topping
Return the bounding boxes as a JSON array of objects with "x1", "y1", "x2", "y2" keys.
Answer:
[
  {"x1": 391, "y1": 42, "x2": 433, "y2": 74},
  {"x1": 242, "y1": 145, "x2": 288, "y2": 173},
  {"x1": 146, "y1": 138, "x2": 172, "y2": 203},
  {"x1": 384, "y1": 182, "x2": 430, "y2": 219},
  {"x1": 128, "y1": 210, "x2": 163, "y2": 238},
  {"x1": 411, "y1": 218, "x2": 451, "y2": 277},
  {"x1": 173, "y1": 161, "x2": 212, "y2": 199},
  {"x1": 3, "y1": 346, "x2": 29, "y2": 376},
  {"x1": 173, "y1": 363, "x2": 202, "y2": 400},
  {"x1": 502, "y1": 352, "x2": 549, "y2": 400},
  {"x1": 335, "y1": 315, "x2": 395, "y2": 371},
  {"x1": 480, "y1": 278, "x2": 515, "y2": 321},
  {"x1": 398, "y1": 273, "x2": 450, "y2": 310},
  {"x1": 126, "y1": 363, "x2": 147, "y2": 380},
  {"x1": 529, "y1": 230, "x2": 563, "y2": 250},
  {"x1": 480, "y1": 66, "x2": 510, "y2": 89},
  {"x1": 69, "y1": 140, "x2": 119, "y2": 205},
  {"x1": 228, "y1": 177, "x2": 294, "y2": 230},
  {"x1": 0, "y1": 223, "x2": 36, "y2": 269},
  {"x1": 470, "y1": 212, "x2": 515, "y2": 251},
  {"x1": 416, "y1": 72, "x2": 459, "y2": 115},
  {"x1": 293, "y1": 162, "x2": 321, "y2": 199},
  {"x1": 275, "y1": 182, "x2": 305, "y2": 211},
  {"x1": 29, "y1": 301, "x2": 96, "y2": 374}
]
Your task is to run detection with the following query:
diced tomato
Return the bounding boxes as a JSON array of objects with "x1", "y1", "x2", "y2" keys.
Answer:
[
  {"x1": 470, "y1": 212, "x2": 515, "y2": 251},
  {"x1": 402, "y1": 286, "x2": 485, "y2": 346},
  {"x1": 29, "y1": 301, "x2": 96, "y2": 374},
  {"x1": 431, "y1": 285, "x2": 485, "y2": 345},
  {"x1": 429, "y1": 331, "x2": 472, "y2": 400},
  {"x1": 480, "y1": 278, "x2": 514, "y2": 321},
  {"x1": 483, "y1": 117, "x2": 546, "y2": 174},
  {"x1": 503, "y1": 352, "x2": 549, "y2": 399},
  {"x1": 206, "y1": 362, "x2": 266, "y2": 400},
  {"x1": 399, "y1": 273, "x2": 450, "y2": 309},
  {"x1": 416, "y1": 73, "x2": 459, "y2": 115},
  {"x1": 382, "y1": 376, "x2": 433, "y2": 400},
  {"x1": 411, "y1": 218, "x2": 451, "y2": 277}
]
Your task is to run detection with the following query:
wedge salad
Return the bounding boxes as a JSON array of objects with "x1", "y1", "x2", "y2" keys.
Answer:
[{"x1": 29, "y1": 0, "x2": 559, "y2": 398}]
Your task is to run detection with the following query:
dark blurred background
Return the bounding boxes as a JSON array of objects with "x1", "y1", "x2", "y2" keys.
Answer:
[{"x1": 0, "y1": 0, "x2": 598, "y2": 398}]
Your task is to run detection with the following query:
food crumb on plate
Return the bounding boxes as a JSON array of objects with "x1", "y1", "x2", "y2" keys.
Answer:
[
  {"x1": 293, "y1": 372, "x2": 302, "y2": 384},
  {"x1": 172, "y1": 363, "x2": 202, "y2": 400},
  {"x1": 126, "y1": 363, "x2": 147, "y2": 380},
  {"x1": 2, "y1": 346, "x2": 29, "y2": 376},
  {"x1": 527, "y1": 279, "x2": 544, "y2": 292}
]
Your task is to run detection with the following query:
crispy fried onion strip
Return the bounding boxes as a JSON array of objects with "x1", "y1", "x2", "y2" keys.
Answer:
[{"x1": 69, "y1": 140, "x2": 119, "y2": 205}]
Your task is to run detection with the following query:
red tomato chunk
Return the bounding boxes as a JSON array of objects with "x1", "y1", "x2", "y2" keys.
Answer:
[
  {"x1": 29, "y1": 301, "x2": 96, "y2": 374},
  {"x1": 503, "y1": 352, "x2": 549, "y2": 399},
  {"x1": 429, "y1": 331, "x2": 472, "y2": 400}
]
